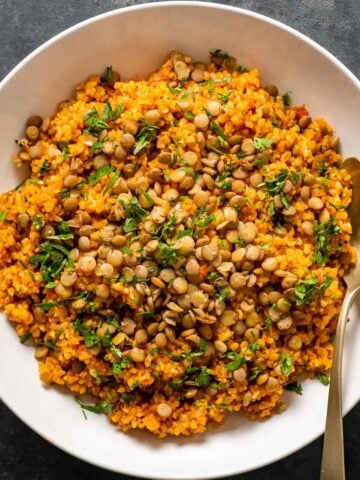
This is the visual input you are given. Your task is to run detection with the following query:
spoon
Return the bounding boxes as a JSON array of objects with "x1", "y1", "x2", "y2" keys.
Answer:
[{"x1": 320, "y1": 157, "x2": 360, "y2": 480}]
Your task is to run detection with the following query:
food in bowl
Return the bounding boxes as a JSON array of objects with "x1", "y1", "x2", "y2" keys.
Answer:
[{"x1": 0, "y1": 50, "x2": 355, "y2": 437}]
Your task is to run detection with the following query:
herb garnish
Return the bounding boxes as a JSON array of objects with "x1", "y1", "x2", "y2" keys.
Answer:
[
  {"x1": 88, "y1": 165, "x2": 115, "y2": 185},
  {"x1": 39, "y1": 159, "x2": 49, "y2": 174},
  {"x1": 76, "y1": 398, "x2": 113, "y2": 415},
  {"x1": 158, "y1": 243, "x2": 179, "y2": 266},
  {"x1": 278, "y1": 352, "x2": 293, "y2": 376},
  {"x1": 264, "y1": 170, "x2": 288, "y2": 195},
  {"x1": 58, "y1": 141, "x2": 71, "y2": 160},
  {"x1": 253, "y1": 137, "x2": 273, "y2": 152},
  {"x1": 285, "y1": 382, "x2": 303, "y2": 395},
  {"x1": 20, "y1": 332, "x2": 32, "y2": 344},
  {"x1": 101, "y1": 66, "x2": 113, "y2": 84},
  {"x1": 313, "y1": 218, "x2": 341, "y2": 265},
  {"x1": 316, "y1": 372, "x2": 330, "y2": 386},
  {"x1": 282, "y1": 92, "x2": 292, "y2": 106},
  {"x1": 44, "y1": 328, "x2": 63, "y2": 349},
  {"x1": 133, "y1": 123, "x2": 159, "y2": 155},
  {"x1": 112, "y1": 355, "x2": 131, "y2": 376},
  {"x1": 223, "y1": 351, "x2": 246, "y2": 371},
  {"x1": 210, "y1": 49, "x2": 230, "y2": 59},
  {"x1": 29, "y1": 242, "x2": 72, "y2": 283}
]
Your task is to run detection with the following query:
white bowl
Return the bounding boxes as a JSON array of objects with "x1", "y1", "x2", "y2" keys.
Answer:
[{"x1": 0, "y1": 2, "x2": 359, "y2": 479}]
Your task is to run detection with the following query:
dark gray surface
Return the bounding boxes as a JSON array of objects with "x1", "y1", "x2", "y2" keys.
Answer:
[{"x1": 0, "y1": 1, "x2": 359, "y2": 479}]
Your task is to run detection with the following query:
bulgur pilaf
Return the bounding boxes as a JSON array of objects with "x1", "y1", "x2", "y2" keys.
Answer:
[{"x1": 0, "y1": 50, "x2": 356, "y2": 437}]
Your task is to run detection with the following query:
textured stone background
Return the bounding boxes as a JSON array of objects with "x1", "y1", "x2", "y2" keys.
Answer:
[{"x1": 0, "y1": 1, "x2": 359, "y2": 479}]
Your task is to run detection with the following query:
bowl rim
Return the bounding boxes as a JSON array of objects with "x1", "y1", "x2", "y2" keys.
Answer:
[{"x1": 0, "y1": 2, "x2": 359, "y2": 479}]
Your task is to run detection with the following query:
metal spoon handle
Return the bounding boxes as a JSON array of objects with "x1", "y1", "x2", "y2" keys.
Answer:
[{"x1": 320, "y1": 287, "x2": 360, "y2": 480}]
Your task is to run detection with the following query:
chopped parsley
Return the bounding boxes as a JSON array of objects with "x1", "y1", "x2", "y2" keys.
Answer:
[
  {"x1": 0, "y1": 211, "x2": 6, "y2": 222},
  {"x1": 58, "y1": 141, "x2": 71, "y2": 160},
  {"x1": 193, "y1": 366, "x2": 213, "y2": 387},
  {"x1": 133, "y1": 123, "x2": 159, "y2": 155},
  {"x1": 44, "y1": 328, "x2": 63, "y2": 349},
  {"x1": 84, "y1": 108, "x2": 109, "y2": 135},
  {"x1": 123, "y1": 218, "x2": 138, "y2": 233},
  {"x1": 184, "y1": 111, "x2": 195, "y2": 120},
  {"x1": 180, "y1": 166, "x2": 198, "y2": 179},
  {"x1": 285, "y1": 382, "x2": 303, "y2": 395},
  {"x1": 216, "y1": 287, "x2": 231, "y2": 303},
  {"x1": 223, "y1": 352, "x2": 246, "y2": 371},
  {"x1": 282, "y1": 92, "x2": 292, "y2": 106},
  {"x1": 158, "y1": 243, "x2": 179, "y2": 266},
  {"x1": 264, "y1": 170, "x2": 288, "y2": 195},
  {"x1": 207, "y1": 271, "x2": 220, "y2": 281},
  {"x1": 253, "y1": 137, "x2": 273, "y2": 152},
  {"x1": 217, "y1": 90, "x2": 234, "y2": 103},
  {"x1": 90, "y1": 140, "x2": 105, "y2": 152},
  {"x1": 294, "y1": 277, "x2": 318, "y2": 306},
  {"x1": 76, "y1": 398, "x2": 113, "y2": 415},
  {"x1": 263, "y1": 318, "x2": 272, "y2": 332},
  {"x1": 72, "y1": 317, "x2": 101, "y2": 348},
  {"x1": 210, "y1": 49, "x2": 230, "y2": 59},
  {"x1": 156, "y1": 215, "x2": 177, "y2": 239},
  {"x1": 210, "y1": 121, "x2": 228, "y2": 143},
  {"x1": 316, "y1": 372, "x2": 330, "y2": 386},
  {"x1": 167, "y1": 79, "x2": 186, "y2": 94},
  {"x1": 103, "y1": 170, "x2": 120, "y2": 195},
  {"x1": 101, "y1": 66, "x2": 113, "y2": 84},
  {"x1": 112, "y1": 356, "x2": 131, "y2": 376},
  {"x1": 313, "y1": 218, "x2": 341, "y2": 265},
  {"x1": 252, "y1": 155, "x2": 268, "y2": 167},
  {"x1": 33, "y1": 215, "x2": 43, "y2": 230},
  {"x1": 278, "y1": 352, "x2": 293, "y2": 376},
  {"x1": 88, "y1": 165, "x2": 115, "y2": 186},
  {"x1": 237, "y1": 65, "x2": 248, "y2": 73},
  {"x1": 39, "y1": 159, "x2": 49, "y2": 174},
  {"x1": 20, "y1": 332, "x2": 32, "y2": 344},
  {"x1": 29, "y1": 242, "x2": 72, "y2": 283}
]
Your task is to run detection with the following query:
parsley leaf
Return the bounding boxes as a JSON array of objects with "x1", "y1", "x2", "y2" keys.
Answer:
[
  {"x1": 101, "y1": 66, "x2": 113, "y2": 83},
  {"x1": 194, "y1": 366, "x2": 213, "y2": 387},
  {"x1": 88, "y1": 165, "x2": 115, "y2": 186},
  {"x1": 224, "y1": 352, "x2": 246, "y2": 371},
  {"x1": 253, "y1": 137, "x2": 273, "y2": 152},
  {"x1": 264, "y1": 170, "x2": 288, "y2": 195},
  {"x1": 316, "y1": 372, "x2": 330, "y2": 386},
  {"x1": 294, "y1": 277, "x2": 318, "y2": 306},
  {"x1": 33, "y1": 216, "x2": 43, "y2": 230},
  {"x1": 210, "y1": 49, "x2": 230, "y2": 59},
  {"x1": 123, "y1": 218, "x2": 138, "y2": 233},
  {"x1": 279, "y1": 352, "x2": 293, "y2": 376},
  {"x1": 39, "y1": 159, "x2": 49, "y2": 174},
  {"x1": 29, "y1": 242, "x2": 71, "y2": 283},
  {"x1": 210, "y1": 121, "x2": 228, "y2": 143},
  {"x1": 286, "y1": 382, "x2": 303, "y2": 395},
  {"x1": 282, "y1": 92, "x2": 292, "y2": 106},
  {"x1": 112, "y1": 355, "x2": 131, "y2": 376},
  {"x1": 158, "y1": 243, "x2": 178, "y2": 266},
  {"x1": 83, "y1": 108, "x2": 109, "y2": 136},
  {"x1": 76, "y1": 398, "x2": 113, "y2": 415},
  {"x1": 44, "y1": 328, "x2": 63, "y2": 349},
  {"x1": 133, "y1": 123, "x2": 159, "y2": 155},
  {"x1": 58, "y1": 141, "x2": 71, "y2": 160},
  {"x1": 20, "y1": 332, "x2": 32, "y2": 344},
  {"x1": 184, "y1": 111, "x2": 195, "y2": 119},
  {"x1": 313, "y1": 219, "x2": 341, "y2": 265},
  {"x1": 72, "y1": 317, "x2": 101, "y2": 348}
]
